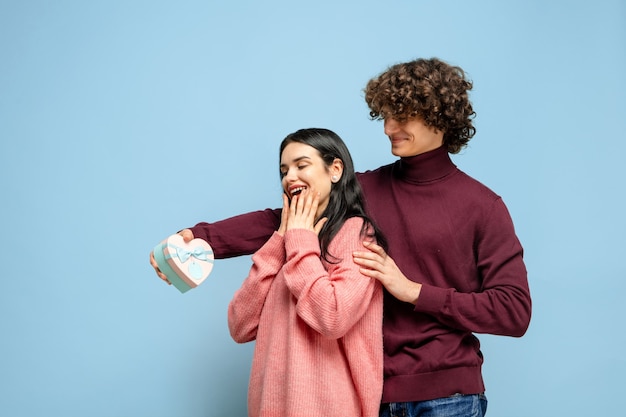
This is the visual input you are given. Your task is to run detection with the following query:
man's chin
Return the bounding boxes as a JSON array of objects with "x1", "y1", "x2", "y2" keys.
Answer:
[{"x1": 391, "y1": 146, "x2": 407, "y2": 157}]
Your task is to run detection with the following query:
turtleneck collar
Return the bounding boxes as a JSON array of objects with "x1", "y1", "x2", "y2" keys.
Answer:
[{"x1": 394, "y1": 146, "x2": 457, "y2": 184}]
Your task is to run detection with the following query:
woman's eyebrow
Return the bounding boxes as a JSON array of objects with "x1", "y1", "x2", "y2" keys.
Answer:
[{"x1": 280, "y1": 155, "x2": 311, "y2": 168}]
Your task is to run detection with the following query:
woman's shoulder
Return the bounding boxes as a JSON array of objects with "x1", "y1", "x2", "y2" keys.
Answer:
[
  {"x1": 342, "y1": 216, "x2": 365, "y2": 230},
  {"x1": 328, "y1": 217, "x2": 366, "y2": 248}
]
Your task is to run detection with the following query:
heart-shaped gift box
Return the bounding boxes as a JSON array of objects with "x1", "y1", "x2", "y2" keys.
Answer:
[{"x1": 153, "y1": 234, "x2": 214, "y2": 293}]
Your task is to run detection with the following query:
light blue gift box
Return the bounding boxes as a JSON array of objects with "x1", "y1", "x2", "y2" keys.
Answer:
[{"x1": 153, "y1": 235, "x2": 214, "y2": 293}]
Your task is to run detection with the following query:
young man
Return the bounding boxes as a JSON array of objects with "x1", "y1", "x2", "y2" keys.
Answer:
[{"x1": 151, "y1": 58, "x2": 531, "y2": 417}]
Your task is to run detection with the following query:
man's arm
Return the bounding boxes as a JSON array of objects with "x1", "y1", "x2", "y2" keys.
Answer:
[
  {"x1": 190, "y1": 208, "x2": 281, "y2": 258},
  {"x1": 415, "y1": 199, "x2": 531, "y2": 337},
  {"x1": 354, "y1": 199, "x2": 531, "y2": 337}
]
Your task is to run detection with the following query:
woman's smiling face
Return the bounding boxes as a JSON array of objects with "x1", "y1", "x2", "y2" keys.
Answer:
[{"x1": 279, "y1": 142, "x2": 340, "y2": 218}]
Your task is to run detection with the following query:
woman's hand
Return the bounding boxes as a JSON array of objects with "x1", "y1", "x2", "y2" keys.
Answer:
[
  {"x1": 150, "y1": 228, "x2": 195, "y2": 285},
  {"x1": 277, "y1": 193, "x2": 290, "y2": 236},
  {"x1": 277, "y1": 190, "x2": 327, "y2": 236},
  {"x1": 287, "y1": 189, "x2": 320, "y2": 232},
  {"x1": 353, "y1": 241, "x2": 422, "y2": 304}
]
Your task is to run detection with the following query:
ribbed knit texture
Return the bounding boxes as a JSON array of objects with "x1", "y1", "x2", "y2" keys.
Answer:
[
  {"x1": 193, "y1": 145, "x2": 531, "y2": 404},
  {"x1": 228, "y1": 217, "x2": 383, "y2": 417}
]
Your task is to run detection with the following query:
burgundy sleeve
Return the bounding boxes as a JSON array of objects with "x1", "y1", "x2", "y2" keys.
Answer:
[
  {"x1": 189, "y1": 208, "x2": 281, "y2": 259},
  {"x1": 414, "y1": 198, "x2": 531, "y2": 337}
]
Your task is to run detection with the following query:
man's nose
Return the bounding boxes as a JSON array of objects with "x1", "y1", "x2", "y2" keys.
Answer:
[{"x1": 384, "y1": 118, "x2": 399, "y2": 136}]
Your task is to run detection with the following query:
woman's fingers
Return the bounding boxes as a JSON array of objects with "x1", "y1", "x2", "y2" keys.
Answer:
[
  {"x1": 286, "y1": 189, "x2": 320, "y2": 231},
  {"x1": 314, "y1": 217, "x2": 327, "y2": 235},
  {"x1": 277, "y1": 193, "x2": 290, "y2": 236},
  {"x1": 308, "y1": 190, "x2": 320, "y2": 220}
]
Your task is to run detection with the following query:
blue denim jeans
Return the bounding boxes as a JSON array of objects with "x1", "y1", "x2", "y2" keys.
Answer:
[{"x1": 379, "y1": 393, "x2": 488, "y2": 417}]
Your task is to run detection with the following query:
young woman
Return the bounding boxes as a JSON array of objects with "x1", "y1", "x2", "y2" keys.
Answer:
[{"x1": 227, "y1": 128, "x2": 386, "y2": 417}]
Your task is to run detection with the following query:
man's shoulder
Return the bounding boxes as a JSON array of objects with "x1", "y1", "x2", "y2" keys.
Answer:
[
  {"x1": 453, "y1": 169, "x2": 501, "y2": 200},
  {"x1": 356, "y1": 162, "x2": 396, "y2": 181},
  {"x1": 357, "y1": 161, "x2": 395, "y2": 174}
]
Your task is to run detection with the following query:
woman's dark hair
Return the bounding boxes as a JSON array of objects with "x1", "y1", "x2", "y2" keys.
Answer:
[
  {"x1": 364, "y1": 57, "x2": 476, "y2": 154},
  {"x1": 279, "y1": 128, "x2": 387, "y2": 262}
]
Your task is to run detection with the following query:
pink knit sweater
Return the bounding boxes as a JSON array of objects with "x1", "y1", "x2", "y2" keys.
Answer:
[{"x1": 228, "y1": 217, "x2": 383, "y2": 417}]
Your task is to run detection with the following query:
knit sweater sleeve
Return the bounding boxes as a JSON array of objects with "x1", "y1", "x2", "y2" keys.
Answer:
[
  {"x1": 227, "y1": 232, "x2": 285, "y2": 343},
  {"x1": 415, "y1": 198, "x2": 532, "y2": 337},
  {"x1": 282, "y1": 217, "x2": 379, "y2": 339}
]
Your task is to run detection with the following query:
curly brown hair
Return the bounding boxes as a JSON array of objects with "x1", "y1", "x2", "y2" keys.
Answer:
[{"x1": 364, "y1": 58, "x2": 476, "y2": 154}]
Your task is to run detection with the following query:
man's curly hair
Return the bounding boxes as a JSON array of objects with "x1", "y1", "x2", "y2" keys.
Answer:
[{"x1": 364, "y1": 58, "x2": 476, "y2": 154}]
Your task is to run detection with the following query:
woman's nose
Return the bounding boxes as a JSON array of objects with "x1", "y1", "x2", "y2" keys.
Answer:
[{"x1": 283, "y1": 168, "x2": 297, "y2": 182}]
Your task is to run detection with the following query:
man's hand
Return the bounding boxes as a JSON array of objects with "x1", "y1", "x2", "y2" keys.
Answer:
[
  {"x1": 150, "y1": 229, "x2": 195, "y2": 285},
  {"x1": 353, "y1": 241, "x2": 422, "y2": 304}
]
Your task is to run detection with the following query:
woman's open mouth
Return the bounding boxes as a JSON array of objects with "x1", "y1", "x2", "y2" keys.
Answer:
[{"x1": 290, "y1": 186, "x2": 306, "y2": 197}]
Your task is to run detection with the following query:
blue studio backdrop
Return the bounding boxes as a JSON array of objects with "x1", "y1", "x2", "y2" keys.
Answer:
[{"x1": 1, "y1": 1, "x2": 625, "y2": 416}]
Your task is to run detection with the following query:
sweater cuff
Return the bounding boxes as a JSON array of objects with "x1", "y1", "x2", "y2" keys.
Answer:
[
  {"x1": 413, "y1": 283, "x2": 450, "y2": 315},
  {"x1": 284, "y1": 228, "x2": 320, "y2": 257}
]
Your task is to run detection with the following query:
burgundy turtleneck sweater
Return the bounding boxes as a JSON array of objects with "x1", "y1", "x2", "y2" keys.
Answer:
[{"x1": 190, "y1": 146, "x2": 531, "y2": 403}]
